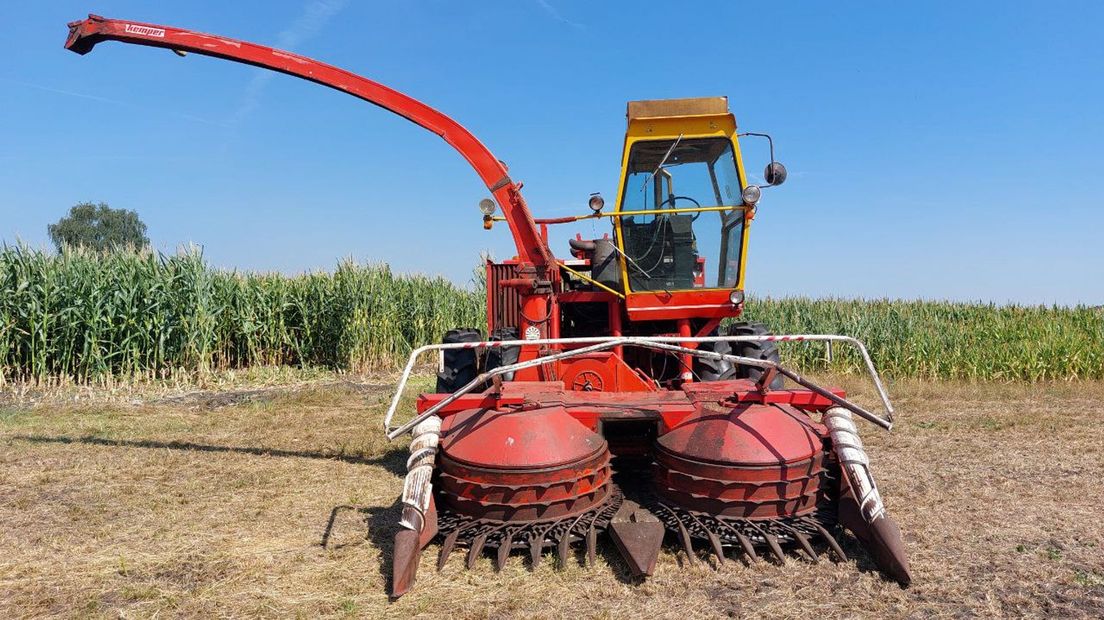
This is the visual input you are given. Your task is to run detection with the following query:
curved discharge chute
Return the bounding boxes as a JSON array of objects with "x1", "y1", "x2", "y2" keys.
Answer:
[{"x1": 64, "y1": 14, "x2": 554, "y2": 268}]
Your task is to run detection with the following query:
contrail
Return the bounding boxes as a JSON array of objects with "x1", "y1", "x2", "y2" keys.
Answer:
[
  {"x1": 535, "y1": 0, "x2": 585, "y2": 30},
  {"x1": 1, "y1": 78, "x2": 126, "y2": 105},
  {"x1": 0, "y1": 77, "x2": 230, "y2": 128},
  {"x1": 229, "y1": 0, "x2": 349, "y2": 126}
]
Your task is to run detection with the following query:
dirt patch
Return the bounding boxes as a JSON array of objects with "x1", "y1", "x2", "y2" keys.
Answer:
[
  {"x1": 150, "y1": 380, "x2": 393, "y2": 410},
  {"x1": 1, "y1": 377, "x2": 1102, "y2": 618}
]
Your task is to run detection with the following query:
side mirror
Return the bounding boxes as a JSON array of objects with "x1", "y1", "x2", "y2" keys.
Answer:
[{"x1": 764, "y1": 161, "x2": 787, "y2": 186}]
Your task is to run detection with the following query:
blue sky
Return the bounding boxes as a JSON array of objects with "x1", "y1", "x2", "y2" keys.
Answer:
[{"x1": 1, "y1": 1, "x2": 1102, "y2": 305}]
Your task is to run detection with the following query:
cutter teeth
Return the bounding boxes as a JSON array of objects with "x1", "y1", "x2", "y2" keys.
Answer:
[
  {"x1": 433, "y1": 488, "x2": 622, "y2": 571},
  {"x1": 652, "y1": 502, "x2": 846, "y2": 566},
  {"x1": 434, "y1": 492, "x2": 854, "y2": 576}
]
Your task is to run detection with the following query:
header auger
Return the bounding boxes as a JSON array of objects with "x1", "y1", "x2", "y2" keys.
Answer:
[{"x1": 66, "y1": 14, "x2": 911, "y2": 598}]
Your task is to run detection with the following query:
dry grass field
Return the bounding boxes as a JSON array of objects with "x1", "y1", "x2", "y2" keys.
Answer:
[{"x1": 2, "y1": 375, "x2": 1103, "y2": 619}]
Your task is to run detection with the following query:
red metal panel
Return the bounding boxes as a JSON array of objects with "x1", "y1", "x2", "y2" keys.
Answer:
[
  {"x1": 415, "y1": 392, "x2": 527, "y2": 414},
  {"x1": 556, "y1": 352, "x2": 656, "y2": 393},
  {"x1": 625, "y1": 289, "x2": 740, "y2": 321},
  {"x1": 682, "y1": 380, "x2": 847, "y2": 408},
  {"x1": 655, "y1": 449, "x2": 825, "y2": 484},
  {"x1": 486, "y1": 262, "x2": 522, "y2": 332},
  {"x1": 440, "y1": 406, "x2": 604, "y2": 470},
  {"x1": 555, "y1": 291, "x2": 620, "y2": 304}
]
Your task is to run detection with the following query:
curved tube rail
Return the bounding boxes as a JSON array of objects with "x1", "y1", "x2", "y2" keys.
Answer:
[{"x1": 384, "y1": 334, "x2": 896, "y2": 439}]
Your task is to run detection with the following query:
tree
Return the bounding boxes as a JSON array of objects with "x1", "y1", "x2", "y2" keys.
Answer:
[{"x1": 48, "y1": 202, "x2": 149, "y2": 252}]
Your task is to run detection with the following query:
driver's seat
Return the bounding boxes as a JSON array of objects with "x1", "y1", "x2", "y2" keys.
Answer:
[{"x1": 621, "y1": 214, "x2": 696, "y2": 290}]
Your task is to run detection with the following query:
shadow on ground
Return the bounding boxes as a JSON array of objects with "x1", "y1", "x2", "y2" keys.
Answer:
[
  {"x1": 150, "y1": 380, "x2": 394, "y2": 410},
  {"x1": 10, "y1": 434, "x2": 408, "y2": 474}
]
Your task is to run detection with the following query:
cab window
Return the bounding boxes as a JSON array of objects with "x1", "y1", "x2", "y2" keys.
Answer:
[{"x1": 617, "y1": 137, "x2": 745, "y2": 291}]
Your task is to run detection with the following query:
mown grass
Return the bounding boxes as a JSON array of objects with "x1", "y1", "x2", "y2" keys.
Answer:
[
  {"x1": 1, "y1": 245, "x2": 1100, "y2": 384},
  {"x1": 2, "y1": 377, "x2": 1102, "y2": 618}
]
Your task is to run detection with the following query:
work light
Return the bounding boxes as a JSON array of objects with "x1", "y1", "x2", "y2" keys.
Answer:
[{"x1": 741, "y1": 185, "x2": 761, "y2": 205}]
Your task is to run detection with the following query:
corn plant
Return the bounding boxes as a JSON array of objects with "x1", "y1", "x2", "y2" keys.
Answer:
[{"x1": 1, "y1": 245, "x2": 1100, "y2": 384}]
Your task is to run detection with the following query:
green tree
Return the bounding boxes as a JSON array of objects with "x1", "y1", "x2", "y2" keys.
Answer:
[{"x1": 48, "y1": 202, "x2": 150, "y2": 252}]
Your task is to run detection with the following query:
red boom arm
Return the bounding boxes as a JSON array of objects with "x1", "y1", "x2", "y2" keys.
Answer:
[{"x1": 64, "y1": 14, "x2": 554, "y2": 268}]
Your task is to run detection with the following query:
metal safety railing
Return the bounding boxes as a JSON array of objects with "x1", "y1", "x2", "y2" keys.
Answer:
[{"x1": 383, "y1": 334, "x2": 896, "y2": 440}]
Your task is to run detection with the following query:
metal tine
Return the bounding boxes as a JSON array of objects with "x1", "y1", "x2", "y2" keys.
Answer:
[
  {"x1": 745, "y1": 520, "x2": 785, "y2": 565},
  {"x1": 675, "y1": 518, "x2": 696, "y2": 565},
  {"x1": 438, "y1": 527, "x2": 463, "y2": 571},
  {"x1": 734, "y1": 530, "x2": 758, "y2": 561},
  {"x1": 556, "y1": 532, "x2": 571, "y2": 568},
  {"x1": 783, "y1": 524, "x2": 819, "y2": 563},
  {"x1": 688, "y1": 513, "x2": 725, "y2": 566},
  {"x1": 467, "y1": 532, "x2": 488, "y2": 569},
  {"x1": 585, "y1": 520, "x2": 598, "y2": 567},
  {"x1": 763, "y1": 533, "x2": 786, "y2": 564},
  {"x1": 656, "y1": 504, "x2": 696, "y2": 565},
  {"x1": 715, "y1": 518, "x2": 758, "y2": 561},
  {"x1": 706, "y1": 530, "x2": 726, "y2": 565},
  {"x1": 530, "y1": 522, "x2": 557, "y2": 569},
  {"x1": 802, "y1": 518, "x2": 848, "y2": 562},
  {"x1": 496, "y1": 529, "x2": 516, "y2": 572},
  {"x1": 466, "y1": 523, "x2": 506, "y2": 570},
  {"x1": 557, "y1": 515, "x2": 584, "y2": 569}
]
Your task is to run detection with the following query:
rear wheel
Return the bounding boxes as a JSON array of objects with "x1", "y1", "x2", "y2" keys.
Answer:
[{"x1": 694, "y1": 321, "x2": 784, "y2": 389}]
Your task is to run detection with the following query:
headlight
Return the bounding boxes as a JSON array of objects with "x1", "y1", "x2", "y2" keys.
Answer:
[
  {"x1": 588, "y1": 193, "x2": 605, "y2": 212},
  {"x1": 741, "y1": 185, "x2": 762, "y2": 205},
  {"x1": 478, "y1": 198, "x2": 497, "y2": 215},
  {"x1": 729, "y1": 290, "x2": 744, "y2": 305}
]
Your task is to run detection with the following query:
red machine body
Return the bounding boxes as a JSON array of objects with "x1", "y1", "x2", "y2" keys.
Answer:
[
  {"x1": 63, "y1": 14, "x2": 744, "y2": 400},
  {"x1": 65, "y1": 14, "x2": 911, "y2": 600}
]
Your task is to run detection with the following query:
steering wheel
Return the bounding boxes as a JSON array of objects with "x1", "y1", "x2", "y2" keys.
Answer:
[{"x1": 657, "y1": 195, "x2": 702, "y2": 220}]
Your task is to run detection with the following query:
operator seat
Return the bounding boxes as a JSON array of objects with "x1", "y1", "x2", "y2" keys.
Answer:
[{"x1": 621, "y1": 214, "x2": 696, "y2": 290}]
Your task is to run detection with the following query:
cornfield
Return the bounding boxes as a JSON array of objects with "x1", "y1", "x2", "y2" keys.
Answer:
[
  {"x1": 0, "y1": 245, "x2": 1100, "y2": 384},
  {"x1": 0, "y1": 246, "x2": 482, "y2": 384},
  {"x1": 741, "y1": 297, "x2": 1104, "y2": 382}
]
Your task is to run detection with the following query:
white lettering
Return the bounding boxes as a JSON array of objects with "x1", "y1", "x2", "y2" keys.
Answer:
[{"x1": 124, "y1": 24, "x2": 166, "y2": 38}]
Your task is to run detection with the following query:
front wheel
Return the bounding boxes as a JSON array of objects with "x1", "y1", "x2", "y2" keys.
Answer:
[{"x1": 694, "y1": 321, "x2": 784, "y2": 389}]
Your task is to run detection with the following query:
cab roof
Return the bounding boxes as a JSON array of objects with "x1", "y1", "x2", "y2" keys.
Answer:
[{"x1": 626, "y1": 97, "x2": 729, "y2": 122}]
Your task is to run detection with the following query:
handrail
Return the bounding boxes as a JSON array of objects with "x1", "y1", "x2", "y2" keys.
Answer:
[
  {"x1": 494, "y1": 204, "x2": 750, "y2": 225},
  {"x1": 382, "y1": 334, "x2": 896, "y2": 439},
  {"x1": 604, "y1": 205, "x2": 749, "y2": 217}
]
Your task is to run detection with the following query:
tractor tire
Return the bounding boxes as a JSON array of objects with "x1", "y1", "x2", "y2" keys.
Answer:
[
  {"x1": 435, "y1": 328, "x2": 484, "y2": 393},
  {"x1": 694, "y1": 334, "x2": 738, "y2": 382},
  {"x1": 729, "y1": 322, "x2": 784, "y2": 389},
  {"x1": 483, "y1": 327, "x2": 520, "y2": 382},
  {"x1": 694, "y1": 322, "x2": 784, "y2": 389}
]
